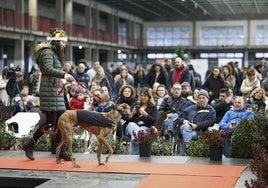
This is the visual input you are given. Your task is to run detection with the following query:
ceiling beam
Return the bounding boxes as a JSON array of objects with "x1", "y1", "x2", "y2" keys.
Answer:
[
  {"x1": 223, "y1": 0, "x2": 236, "y2": 14},
  {"x1": 237, "y1": 0, "x2": 246, "y2": 12},
  {"x1": 253, "y1": 0, "x2": 261, "y2": 14},
  {"x1": 158, "y1": 0, "x2": 189, "y2": 17},
  {"x1": 190, "y1": 0, "x2": 211, "y2": 16},
  {"x1": 125, "y1": 0, "x2": 163, "y2": 18}
]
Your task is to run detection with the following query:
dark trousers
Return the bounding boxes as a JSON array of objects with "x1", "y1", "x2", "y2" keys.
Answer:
[{"x1": 32, "y1": 110, "x2": 65, "y2": 153}]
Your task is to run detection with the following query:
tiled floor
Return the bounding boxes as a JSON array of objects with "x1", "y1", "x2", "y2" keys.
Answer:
[{"x1": 0, "y1": 151, "x2": 256, "y2": 188}]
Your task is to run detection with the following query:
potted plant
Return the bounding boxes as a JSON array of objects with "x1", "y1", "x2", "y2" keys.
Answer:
[
  {"x1": 0, "y1": 123, "x2": 16, "y2": 150},
  {"x1": 133, "y1": 126, "x2": 159, "y2": 157},
  {"x1": 202, "y1": 129, "x2": 228, "y2": 161}
]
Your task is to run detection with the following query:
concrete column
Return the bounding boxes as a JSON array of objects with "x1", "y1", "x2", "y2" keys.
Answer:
[
  {"x1": 14, "y1": 39, "x2": 24, "y2": 67},
  {"x1": 244, "y1": 50, "x2": 249, "y2": 67},
  {"x1": 85, "y1": 47, "x2": 91, "y2": 63},
  {"x1": 65, "y1": 43, "x2": 73, "y2": 63},
  {"x1": 28, "y1": 0, "x2": 37, "y2": 30},
  {"x1": 15, "y1": 0, "x2": 24, "y2": 29},
  {"x1": 114, "y1": 14, "x2": 119, "y2": 43},
  {"x1": 55, "y1": 0, "x2": 64, "y2": 24},
  {"x1": 65, "y1": 0, "x2": 73, "y2": 35},
  {"x1": 92, "y1": 47, "x2": 99, "y2": 61},
  {"x1": 107, "y1": 49, "x2": 114, "y2": 62},
  {"x1": 92, "y1": 6, "x2": 99, "y2": 30},
  {"x1": 85, "y1": 2, "x2": 92, "y2": 28}
]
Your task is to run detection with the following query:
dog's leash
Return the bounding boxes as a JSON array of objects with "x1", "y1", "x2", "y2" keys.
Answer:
[{"x1": 57, "y1": 80, "x2": 103, "y2": 102}]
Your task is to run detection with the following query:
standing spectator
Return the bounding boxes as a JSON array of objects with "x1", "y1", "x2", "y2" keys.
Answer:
[
  {"x1": 188, "y1": 64, "x2": 202, "y2": 88},
  {"x1": 145, "y1": 62, "x2": 168, "y2": 89},
  {"x1": 29, "y1": 66, "x2": 41, "y2": 96},
  {"x1": 261, "y1": 72, "x2": 268, "y2": 92},
  {"x1": 202, "y1": 66, "x2": 226, "y2": 103},
  {"x1": 164, "y1": 59, "x2": 173, "y2": 75},
  {"x1": 254, "y1": 61, "x2": 264, "y2": 81},
  {"x1": 133, "y1": 64, "x2": 146, "y2": 95},
  {"x1": 178, "y1": 89, "x2": 216, "y2": 156},
  {"x1": 234, "y1": 61, "x2": 243, "y2": 95},
  {"x1": 75, "y1": 61, "x2": 90, "y2": 89},
  {"x1": 113, "y1": 68, "x2": 134, "y2": 100},
  {"x1": 240, "y1": 69, "x2": 260, "y2": 99},
  {"x1": 22, "y1": 28, "x2": 75, "y2": 161},
  {"x1": 92, "y1": 66, "x2": 112, "y2": 94},
  {"x1": 168, "y1": 57, "x2": 192, "y2": 90},
  {"x1": 158, "y1": 82, "x2": 187, "y2": 136},
  {"x1": 64, "y1": 61, "x2": 77, "y2": 80},
  {"x1": 87, "y1": 61, "x2": 100, "y2": 86},
  {"x1": 114, "y1": 64, "x2": 134, "y2": 83},
  {"x1": 260, "y1": 57, "x2": 267, "y2": 78},
  {"x1": 219, "y1": 97, "x2": 254, "y2": 157},
  {"x1": 125, "y1": 87, "x2": 157, "y2": 154},
  {"x1": 0, "y1": 66, "x2": 9, "y2": 106},
  {"x1": 6, "y1": 65, "x2": 33, "y2": 100},
  {"x1": 223, "y1": 64, "x2": 236, "y2": 91}
]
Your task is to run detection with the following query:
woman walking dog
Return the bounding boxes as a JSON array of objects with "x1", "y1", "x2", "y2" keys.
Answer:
[{"x1": 22, "y1": 28, "x2": 75, "y2": 161}]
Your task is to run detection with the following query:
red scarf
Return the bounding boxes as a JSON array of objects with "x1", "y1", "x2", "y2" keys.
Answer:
[{"x1": 173, "y1": 65, "x2": 184, "y2": 83}]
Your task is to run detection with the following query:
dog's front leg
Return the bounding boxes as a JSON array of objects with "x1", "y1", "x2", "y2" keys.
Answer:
[
  {"x1": 97, "y1": 138, "x2": 104, "y2": 165},
  {"x1": 99, "y1": 137, "x2": 113, "y2": 164}
]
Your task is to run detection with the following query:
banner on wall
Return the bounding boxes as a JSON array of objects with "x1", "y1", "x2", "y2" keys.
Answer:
[{"x1": 189, "y1": 59, "x2": 208, "y2": 85}]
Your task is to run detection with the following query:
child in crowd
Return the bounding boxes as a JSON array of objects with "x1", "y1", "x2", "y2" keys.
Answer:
[
  {"x1": 69, "y1": 89, "x2": 87, "y2": 110},
  {"x1": 95, "y1": 93, "x2": 115, "y2": 113},
  {"x1": 13, "y1": 85, "x2": 35, "y2": 114}
]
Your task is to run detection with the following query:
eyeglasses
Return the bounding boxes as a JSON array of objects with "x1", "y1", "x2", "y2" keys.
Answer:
[{"x1": 173, "y1": 88, "x2": 181, "y2": 90}]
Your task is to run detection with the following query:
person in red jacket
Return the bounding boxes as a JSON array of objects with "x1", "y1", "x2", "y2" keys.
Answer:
[{"x1": 70, "y1": 89, "x2": 87, "y2": 110}]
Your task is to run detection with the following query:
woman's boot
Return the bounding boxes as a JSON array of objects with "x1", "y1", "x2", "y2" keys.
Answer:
[
  {"x1": 22, "y1": 138, "x2": 36, "y2": 160},
  {"x1": 22, "y1": 126, "x2": 44, "y2": 160}
]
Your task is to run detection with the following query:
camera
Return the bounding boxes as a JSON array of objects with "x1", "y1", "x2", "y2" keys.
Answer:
[{"x1": 6, "y1": 67, "x2": 20, "y2": 80}]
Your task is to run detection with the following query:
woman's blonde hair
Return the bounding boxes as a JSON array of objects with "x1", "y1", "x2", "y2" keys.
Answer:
[{"x1": 250, "y1": 87, "x2": 266, "y2": 102}]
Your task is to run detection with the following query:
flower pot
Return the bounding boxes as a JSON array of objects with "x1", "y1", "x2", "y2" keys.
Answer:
[
  {"x1": 209, "y1": 146, "x2": 223, "y2": 161},
  {"x1": 139, "y1": 143, "x2": 152, "y2": 157}
]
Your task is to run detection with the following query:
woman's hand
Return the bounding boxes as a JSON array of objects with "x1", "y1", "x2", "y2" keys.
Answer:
[{"x1": 139, "y1": 107, "x2": 148, "y2": 117}]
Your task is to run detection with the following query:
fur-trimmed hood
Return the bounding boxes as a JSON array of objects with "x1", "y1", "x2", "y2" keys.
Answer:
[{"x1": 33, "y1": 42, "x2": 52, "y2": 63}]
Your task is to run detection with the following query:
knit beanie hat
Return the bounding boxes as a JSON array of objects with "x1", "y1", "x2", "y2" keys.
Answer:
[{"x1": 198, "y1": 89, "x2": 210, "y2": 99}]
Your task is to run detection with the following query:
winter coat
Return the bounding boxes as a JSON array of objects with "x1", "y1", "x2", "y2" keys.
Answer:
[
  {"x1": 202, "y1": 76, "x2": 226, "y2": 102},
  {"x1": 240, "y1": 76, "x2": 260, "y2": 99},
  {"x1": 219, "y1": 108, "x2": 254, "y2": 130},
  {"x1": 34, "y1": 42, "x2": 66, "y2": 112},
  {"x1": 158, "y1": 95, "x2": 187, "y2": 114},
  {"x1": 178, "y1": 104, "x2": 216, "y2": 131},
  {"x1": 70, "y1": 97, "x2": 86, "y2": 110}
]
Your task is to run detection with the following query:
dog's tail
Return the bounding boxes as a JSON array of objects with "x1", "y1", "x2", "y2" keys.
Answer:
[{"x1": 41, "y1": 124, "x2": 59, "y2": 136}]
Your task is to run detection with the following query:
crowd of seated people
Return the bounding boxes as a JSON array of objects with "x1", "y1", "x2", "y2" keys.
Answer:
[{"x1": 2, "y1": 57, "x2": 268, "y2": 157}]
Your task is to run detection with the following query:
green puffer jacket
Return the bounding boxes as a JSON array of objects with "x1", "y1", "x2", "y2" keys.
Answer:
[{"x1": 34, "y1": 42, "x2": 66, "y2": 111}]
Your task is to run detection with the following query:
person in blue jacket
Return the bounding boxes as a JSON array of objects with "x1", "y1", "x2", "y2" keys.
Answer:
[{"x1": 219, "y1": 96, "x2": 254, "y2": 157}]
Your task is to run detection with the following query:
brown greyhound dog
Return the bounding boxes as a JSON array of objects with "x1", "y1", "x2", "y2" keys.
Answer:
[{"x1": 42, "y1": 103, "x2": 131, "y2": 168}]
